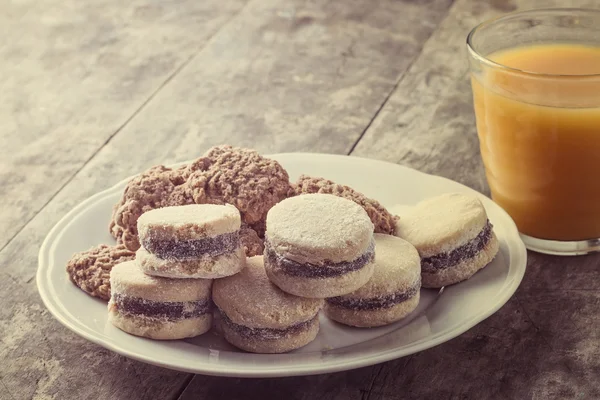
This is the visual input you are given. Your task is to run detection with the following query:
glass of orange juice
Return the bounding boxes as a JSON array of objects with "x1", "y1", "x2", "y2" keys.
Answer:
[{"x1": 467, "y1": 8, "x2": 600, "y2": 255}]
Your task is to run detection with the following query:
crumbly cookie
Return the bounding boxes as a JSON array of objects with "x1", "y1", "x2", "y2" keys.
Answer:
[
  {"x1": 185, "y1": 145, "x2": 292, "y2": 228},
  {"x1": 66, "y1": 244, "x2": 136, "y2": 301},
  {"x1": 240, "y1": 224, "x2": 264, "y2": 256},
  {"x1": 109, "y1": 145, "x2": 291, "y2": 252},
  {"x1": 292, "y1": 175, "x2": 398, "y2": 235},
  {"x1": 109, "y1": 165, "x2": 192, "y2": 251}
]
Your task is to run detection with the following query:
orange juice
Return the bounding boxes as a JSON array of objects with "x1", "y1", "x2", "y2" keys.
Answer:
[{"x1": 472, "y1": 44, "x2": 600, "y2": 241}]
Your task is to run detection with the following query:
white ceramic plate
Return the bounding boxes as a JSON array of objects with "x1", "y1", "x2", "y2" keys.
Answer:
[{"x1": 37, "y1": 153, "x2": 527, "y2": 377}]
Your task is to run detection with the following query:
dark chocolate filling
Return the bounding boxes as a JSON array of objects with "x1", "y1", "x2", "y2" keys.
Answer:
[
  {"x1": 326, "y1": 281, "x2": 420, "y2": 311},
  {"x1": 264, "y1": 239, "x2": 375, "y2": 279},
  {"x1": 142, "y1": 231, "x2": 240, "y2": 260},
  {"x1": 219, "y1": 309, "x2": 316, "y2": 340},
  {"x1": 421, "y1": 221, "x2": 493, "y2": 273},
  {"x1": 113, "y1": 293, "x2": 210, "y2": 320}
]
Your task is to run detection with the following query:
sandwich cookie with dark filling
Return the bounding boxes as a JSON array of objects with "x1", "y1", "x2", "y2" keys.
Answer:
[
  {"x1": 213, "y1": 256, "x2": 323, "y2": 353},
  {"x1": 324, "y1": 234, "x2": 421, "y2": 327},
  {"x1": 394, "y1": 193, "x2": 499, "y2": 288},
  {"x1": 108, "y1": 260, "x2": 213, "y2": 339},
  {"x1": 136, "y1": 204, "x2": 245, "y2": 279},
  {"x1": 264, "y1": 193, "x2": 375, "y2": 298}
]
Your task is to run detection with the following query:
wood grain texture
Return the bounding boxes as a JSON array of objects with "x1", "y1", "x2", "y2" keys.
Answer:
[
  {"x1": 352, "y1": 0, "x2": 600, "y2": 192},
  {"x1": 0, "y1": 0, "x2": 247, "y2": 253},
  {"x1": 66, "y1": 0, "x2": 453, "y2": 168}
]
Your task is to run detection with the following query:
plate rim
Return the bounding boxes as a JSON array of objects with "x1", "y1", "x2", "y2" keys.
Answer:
[{"x1": 37, "y1": 152, "x2": 527, "y2": 377}]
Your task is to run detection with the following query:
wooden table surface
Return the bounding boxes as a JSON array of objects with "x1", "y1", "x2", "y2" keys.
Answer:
[{"x1": 2, "y1": 0, "x2": 599, "y2": 399}]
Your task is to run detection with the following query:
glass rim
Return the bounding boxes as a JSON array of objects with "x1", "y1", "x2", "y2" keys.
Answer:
[{"x1": 466, "y1": 7, "x2": 600, "y2": 79}]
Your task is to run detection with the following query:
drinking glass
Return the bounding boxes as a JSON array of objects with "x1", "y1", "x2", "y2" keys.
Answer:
[{"x1": 467, "y1": 8, "x2": 600, "y2": 255}]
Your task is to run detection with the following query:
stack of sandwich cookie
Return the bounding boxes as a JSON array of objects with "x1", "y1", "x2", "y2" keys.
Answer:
[
  {"x1": 394, "y1": 192, "x2": 499, "y2": 288},
  {"x1": 108, "y1": 260, "x2": 212, "y2": 339},
  {"x1": 213, "y1": 256, "x2": 323, "y2": 353},
  {"x1": 136, "y1": 204, "x2": 245, "y2": 279},
  {"x1": 325, "y1": 234, "x2": 421, "y2": 327},
  {"x1": 264, "y1": 193, "x2": 375, "y2": 298}
]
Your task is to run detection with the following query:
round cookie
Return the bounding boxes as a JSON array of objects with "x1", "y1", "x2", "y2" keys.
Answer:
[
  {"x1": 264, "y1": 193, "x2": 375, "y2": 298},
  {"x1": 393, "y1": 192, "x2": 499, "y2": 288},
  {"x1": 136, "y1": 204, "x2": 245, "y2": 278},
  {"x1": 292, "y1": 175, "x2": 399, "y2": 235},
  {"x1": 213, "y1": 256, "x2": 323, "y2": 353},
  {"x1": 324, "y1": 234, "x2": 421, "y2": 327},
  {"x1": 108, "y1": 260, "x2": 213, "y2": 340}
]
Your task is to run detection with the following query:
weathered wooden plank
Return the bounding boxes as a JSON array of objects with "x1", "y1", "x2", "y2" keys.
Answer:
[
  {"x1": 66, "y1": 0, "x2": 453, "y2": 168},
  {"x1": 0, "y1": 0, "x2": 247, "y2": 253},
  {"x1": 0, "y1": 0, "x2": 455, "y2": 398},
  {"x1": 352, "y1": 0, "x2": 600, "y2": 192},
  {"x1": 179, "y1": 369, "x2": 371, "y2": 400}
]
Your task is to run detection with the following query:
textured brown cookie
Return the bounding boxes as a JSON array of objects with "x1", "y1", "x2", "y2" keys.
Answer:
[
  {"x1": 109, "y1": 145, "x2": 291, "y2": 252},
  {"x1": 292, "y1": 175, "x2": 398, "y2": 235},
  {"x1": 109, "y1": 165, "x2": 192, "y2": 251},
  {"x1": 240, "y1": 224, "x2": 264, "y2": 256},
  {"x1": 66, "y1": 244, "x2": 136, "y2": 301},
  {"x1": 185, "y1": 145, "x2": 292, "y2": 228}
]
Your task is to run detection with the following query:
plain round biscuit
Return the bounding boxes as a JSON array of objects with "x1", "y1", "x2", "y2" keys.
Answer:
[
  {"x1": 137, "y1": 204, "x2": 241, "y2": 242},
  {"x1": 264, "y1": 258, "x2": 375, "y2": 298},
  {"x1": 421, "y1": 232, "x2": 500, "y2": 288},
  {"x1": 324, "y1": 291, "x2": 420, "y2": 328},
  {"x1": 110, "y1": 260, "x2": 213, "y2": 302},
  {"x1": 219, "y1": 315, "x2": 319, "y2": 353},
  {"x1": 108, "y1": 307, "x2": 212, "y2": 340},
  {"x1": 339, "y1": 234, "x2": 420, "y2": 300},
  {"x1": 393, "y1": 193, "x2": 489, "y2": 258},
  {"x1": 136, "y1": 246, "x2": 245, "y2": 279},
  {"x1": 212, "y1": 256, "x2": 323, "y2": 329},
  {"x1": 266, "y1": 193, "x2": 374, "y2": 265}
]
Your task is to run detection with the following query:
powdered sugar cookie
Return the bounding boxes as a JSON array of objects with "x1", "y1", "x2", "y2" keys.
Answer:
[
  {"x1": 264, "y1": 193, "x2": 375, "y2": 298},
  {"x1": 213, "y1": 256, "x2": 323, "y2": 353},
  {"x1": 136, "y1": 204, "x2": 245, "y2": 279},
  {"x1": 325, "y1": 234, "x2": 421, "y2": 327},
  {"x1": 394, "y1": 193, "x2": 499, "y2": 288},
  {"x1": 108, "y1": 261, "x2": 212, "y2": 340}
]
